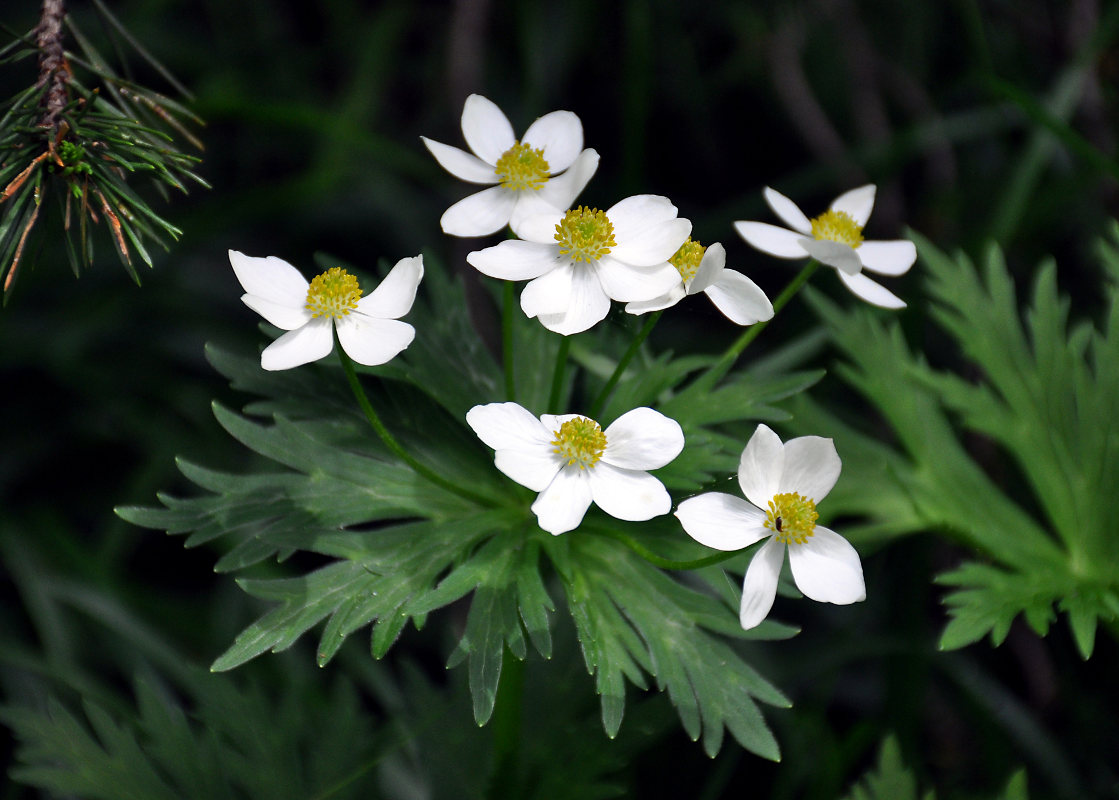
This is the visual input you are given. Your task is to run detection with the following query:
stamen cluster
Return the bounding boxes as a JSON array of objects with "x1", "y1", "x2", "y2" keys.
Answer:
[
  {"x1": 552, "y1": 417, "x2": 607, "y2": 469},
  {"x1": 810, "y1": 210, "x2": 864, "y2": 248},
  {"x1": 764, "y1": 492, "x2": 818, "y2": 545},
  {"x1": 554, "y1": 206, "x2": 617, "y2": 263},
  {"x1": 305, "y1": 267, "x2": 363, "y2": 319},
  {"x1": 669, "y1": 238, "x2": 707, "y2": 283},
  {"x1": 494, "y1": 141, "x2": 551, "y2": 191}
]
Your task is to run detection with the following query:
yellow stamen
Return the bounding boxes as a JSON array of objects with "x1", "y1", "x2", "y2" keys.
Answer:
[
  {"x1": 810, "y1": 209, "x2": 863, "y2": 248},
  {"x1": 552, "y1": 417, "x2": 607, "y2": 470},
  {"x1": 670, "y1": 237, "x2": 706, "y2": 283},
  {"x1": 763, "y1": 492, "x2": 818, "y2": 545},
  {"x1": 305, "y1": 267, "x2": 362, "y2": 319},
  {"x1": 554, "y1": 206, "x2": 616, "y2": 263},
  {"x1": 494, "y1": 141, "x2": 550, "y2": 191}
]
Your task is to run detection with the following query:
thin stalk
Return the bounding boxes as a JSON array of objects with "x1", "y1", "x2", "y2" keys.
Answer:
[
  {"x1": 589, "y1": 310, "x2": 662, "y2": 419},
  {"x1": 694, "y1": 259, "x2": 819, "y2": 392},
  {"x1": 502, "y1": 280, "x2": 516, "y2": 401},
  {"x1": 486, "y1": 648, "x2": 525, "y2": 798},
  {"x1": 547, "y1": 335, "x2": 571, "y2": 412},
  {"x1": 592, "y1": 526, "x2": 743, "y2": 570},
  {"x1": 335, "y1": 334, "x2": 496, "y2": 508}
]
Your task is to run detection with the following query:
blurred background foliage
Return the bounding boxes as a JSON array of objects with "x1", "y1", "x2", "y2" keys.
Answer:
[{"x1": 1, "y1": 0, "x2": 1117, "y2": 797}]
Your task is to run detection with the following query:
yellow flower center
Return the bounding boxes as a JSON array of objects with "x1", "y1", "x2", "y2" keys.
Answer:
[
  {"x1": 552, "y1": 417, "x2": 607, "y2": 470},
  {"x1": 554, "y1": 206, "x2": 616, "y2": 263},
  {"x1": 763, "y1": 492, "x2": 819, "y2": 545},
  {"x1": 810, "y1": 210, "x2": 863, "y2": 248},
  {"x1": 670, "y1": 238, "x2": 706, "y2": 283},
  {"x1": 305, "y1": 267, "x2": 362, "y2": 319},
  {"x1": 494, "y1": 141, "x2": 551, "y2": 191}
]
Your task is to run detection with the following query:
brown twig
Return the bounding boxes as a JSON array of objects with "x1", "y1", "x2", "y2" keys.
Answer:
[{"x1": 36, "y1": 0, "x2": 70, "y2": 131}]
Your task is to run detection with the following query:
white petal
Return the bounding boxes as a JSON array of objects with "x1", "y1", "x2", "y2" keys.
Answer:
[
  {"x1": 830, "y1": 184, "x2": 876, "y2": 227},
  {"x1": 601, "y1": 407, "x2": 684, "y2": 469},
  {"x1": 259, "y1": 319, "x2": 333, "y2": 371},
  {"x1": 675, "y1": 492, "x2": 768, "y2": 551},
  {"x1": 687, "y1": 242, "x2": 726, "y2": 294},
  {"x1": 623, "y1": 284, "x2": 686, "y2": 315},
  {"x1": 588, "y1": 463, "x2": 671, "y2": 521},
  {"x1": 738, "y1": 424, "x2": 784, "y2": 510},
  {"x1": 533, "y1": 265, "x2": 612, "y2": 335},
  {"x1": 763, "y1": 187, "x2": 812, "y2": 234},
  {"x1": 513, "y1": 210, "x2": 565, "y2": 244},
  {"x1": 468, "y1": 240, "x2": 562, "y2": 281},
  {"x1": 357, "y1": 255, "x2": 423, "y2": 320},
  {"x1": 594, "y1": 257, "x2": 681, "y2": 303},
  {"x1": 466, "y1": 402, "x2": 553, "y2": 452},
  {"x1": 241, "y1": 294, "x2": 310, "y2": 331},
  {"x1": 440, "y1": 186, "x2": 516, "y2": 237},
  {"x1": 495, "y1": 447, "x2": 562, "y2": 492},
  {"x1": 778, "y1": 435, "x2": 841, "y2": 503},
  {"x1": 520, "y1": 261, "x2": 575, "y2": 317},
  {"x1": 522, "y1": 110, "x2": 583, "y2": 172},
  {"x1": 420, "y1": 137, "x2": 499, "y2": 184},
  {"x1": 229, "y1": 250, "x2": 308, "y2": 308},
  {"x1": 336, "y1": 315, "x2": 415, "y2": 366},
  {"x1": 703, "y1": 269, "x2": 774, "y2": 326},
  {"x1": 836, "y1": 270, "x2": 906, "y2": 309},
  {"x1": 538, "y1": 413, "x2": 582, "y2": 432},
  {"x1": 740, "y1": 537, "x2": 785, "y2": 630},
  {"x1": 611, "y1": 219, "x2": 692, "y2": 268},
  {"x1": 531, "y1": 469, "x2": 594, "y2": 535},
  {"x1": 527, "y1": 149, "x2": 599, "y2": 216},
  {"x1": 856, "y1": 240, "x2": 916, "y2": 276},
  {"x1": 800, "y1": 238, "x2": 862, "y2": 276},
  {"x1": 460, "y1": 94, "x2": 515, "y2": 165},
  {"x1": 604, "y1": 195, "x2": 678, "y2": 247},
  {"x1": 734, "y1": 221, "x2": 811, "y2": 259},
  {"x1": 788, "y1": 526, "x2": 866, "y2": 604}
]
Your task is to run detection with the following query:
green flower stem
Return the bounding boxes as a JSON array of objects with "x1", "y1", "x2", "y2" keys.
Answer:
[
  {"x1": 589, "y1": 310, "x2": 662, "y2": 419},
  {"x1": 593, "y1": 525, "x2": 743, "y2": 571},
  {"x1": 335, "y1": 335, "x2": 497, "y2": 508},
  {"x1": 694, "y1": 259, "x2": 819, "y2": 392},
  {"x1": 487, "y1": 647, "x2": 525, "y2": 798},
  {"x1": 502, "y1": 280, "x2": 516, "y2": 402},
  {"x1": 547, "y1": 334, "x2": 572, "y2": 412}
]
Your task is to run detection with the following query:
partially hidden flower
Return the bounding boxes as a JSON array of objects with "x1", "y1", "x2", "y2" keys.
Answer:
[
  {"x1": 624, "y1": 237, "x2": 774, "y2": 325},
  {"x1": 674, "y1": 424, "x2": 864, "y2": 629},
  {"x1": 467, "y1": 196, "x2": 691, "y2": 335},
  {"x1": 734, "y1": 185, "x2": 915, "y2": 309},
  {"x1": 466, "y1": 402, "x2": 684, "y2": 535},
  {"x1": 229, "y1": 250, "x2": 423, "y2": 371},
  {"x1": 422, "y1": 94, "x2": 599, "y2": 237}
]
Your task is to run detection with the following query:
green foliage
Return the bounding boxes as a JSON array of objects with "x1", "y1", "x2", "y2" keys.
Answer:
[
  {"x1": 118, "y1": 253, "x2": 811, "y2": 760},
  {"x1": 792, "y1": 228, "x2": 1119, "y2": 658},
  {"x1": 0, "y1": 1, "x2": 205, "y2": 295},
  {"x1": 841, "y1": 737, "x2": 1028, "y2": 800}
]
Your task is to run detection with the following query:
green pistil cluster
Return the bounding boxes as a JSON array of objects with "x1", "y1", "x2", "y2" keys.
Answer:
[
  {"x1": 552, "y1": 417, "x2": 607, "y2": 469},
  {"x1": 764, "y1": 492, "x2": 818, "y2": 545},
  {"x1": 494, "y1": 141, "x2": 550, "y2": 191},
  {"x1": 554, "y1": 206, "x2": 616, "y2": 263},
  {"x1": 670, "y1": 238, "x2": 706, "y2": 283},
  {"x1": 305, "y1": 267, "x2": 362, "y2": 319},
  {"x1": 810, "y1": 210, "x2": 863, "y2": 248}
]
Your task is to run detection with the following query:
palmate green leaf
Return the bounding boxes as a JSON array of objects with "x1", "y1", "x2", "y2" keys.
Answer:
[
  {"x1": 841, "y1": 736, "x2": 926, "y2": 800},
  {"x1": 794, "y1": 229, "x2": 1119, "y2": 658},
  {"x1": 549, "y1": 529, "x2": 790, "y2": 760}
]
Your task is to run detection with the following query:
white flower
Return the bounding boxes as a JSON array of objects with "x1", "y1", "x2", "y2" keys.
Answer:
[
  {"x1": 674, "y1": 424, "x2": 865, "y2": 629},
  {"x1": 734, "y1": 185, "x2": 916, "y2": 309},
  {"x1": 466, "y1": 196, "x2": 691, "y2": 335},
  {"x1": 624, "y1": 238, "x2": 774, "y2": 325},
  {"x1": 229, "y1": 250, "x2": 423, "y2": 371},
  {"x1": 422, "y1": 94, "x2": 600, "y2": 237},
  {"x1": 466, "y1": 402, "x2": 684, "y2": 535}
]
